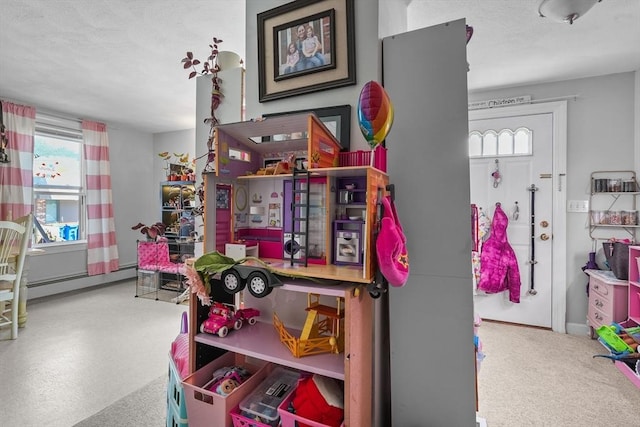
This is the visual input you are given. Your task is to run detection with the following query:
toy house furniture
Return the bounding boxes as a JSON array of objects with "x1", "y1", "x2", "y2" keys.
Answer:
[
  {"x1": 187, "y1": 112, "x2": 389, "y2": 425},
  {"x1": 201, "y1": 112, "x2": 389, "y2": 283},
  {"x1": 0, "y1": 212, "x2": 33, "y2": 339},
  {"x1": 585, "y1": 269, "x2": 628, "y2": 339},
  {"x1": 225, "y1": 242, "x2": 259, "y2": 261}
]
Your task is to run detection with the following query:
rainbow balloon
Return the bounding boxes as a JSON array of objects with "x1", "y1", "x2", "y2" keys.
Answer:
[{"x1": 357, "y1": 81, "x2": 394, "y2": 148}]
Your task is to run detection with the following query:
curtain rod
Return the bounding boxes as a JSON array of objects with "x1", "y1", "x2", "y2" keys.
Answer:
[{"x1": 37, "y1": 109, "x2": 82, "y2": 124}]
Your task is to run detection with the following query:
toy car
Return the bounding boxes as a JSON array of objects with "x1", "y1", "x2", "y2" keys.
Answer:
[{"x1": 200, "y1": 302, "x2": 260, "y2": 337}]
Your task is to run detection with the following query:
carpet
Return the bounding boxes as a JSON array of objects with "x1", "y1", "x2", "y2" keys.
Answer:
[{"x1": 73, "y1": 375, "x2": 167, "y2": 427}]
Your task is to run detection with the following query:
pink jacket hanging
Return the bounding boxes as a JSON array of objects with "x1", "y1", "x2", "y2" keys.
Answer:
[{"x1": 477, "y1": 204, "x2": 521, "y2": 303}]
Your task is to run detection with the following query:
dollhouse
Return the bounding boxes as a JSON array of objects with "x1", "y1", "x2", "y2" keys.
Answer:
[
  {"x1": 201, "y1": 112, "x2": 389, "y2": 285},
  {"x1": 188, "y1": 111, "x2": 388, "y2": 426}
]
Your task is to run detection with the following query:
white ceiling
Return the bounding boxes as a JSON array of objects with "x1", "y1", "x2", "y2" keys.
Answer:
[{"x1": 0, "y1": 1, "x2": 638, "y2": 134}]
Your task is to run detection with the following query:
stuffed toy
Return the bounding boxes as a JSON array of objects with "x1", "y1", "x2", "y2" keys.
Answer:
[{"x1": 291, "y1": 375, "x2": 344, "y2": 427}]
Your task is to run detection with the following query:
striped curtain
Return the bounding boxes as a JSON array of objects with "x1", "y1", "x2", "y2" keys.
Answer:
[
  {"x1": 82, "y1": 120, "x2": 119, "y2": 275},
  {"x1": 0, "y1": 101, "x2": 35, "y2": 220}
]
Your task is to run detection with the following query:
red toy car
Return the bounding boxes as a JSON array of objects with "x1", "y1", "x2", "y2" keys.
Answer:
[{"x1": 200, "y1": 302, "x2": 260, "y2": 337}]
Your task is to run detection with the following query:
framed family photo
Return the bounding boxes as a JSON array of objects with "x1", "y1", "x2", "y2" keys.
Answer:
[{"x1": 257, "y1": 0, "x2": 356, "y2": 102}]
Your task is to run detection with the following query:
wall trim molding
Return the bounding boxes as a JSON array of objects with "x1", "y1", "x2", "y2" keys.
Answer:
[{"x1": 28, "y1": 267, "x2": 136, "y2": 300}]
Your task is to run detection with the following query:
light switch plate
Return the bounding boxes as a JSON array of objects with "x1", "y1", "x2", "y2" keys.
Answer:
[{"x1": 567, "y1": 200, "x2": 589, "y2": 212}]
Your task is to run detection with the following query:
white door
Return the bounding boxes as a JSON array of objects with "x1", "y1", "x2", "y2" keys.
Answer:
[{"x1": 470, "y1": 112, "x2": 553, "y2": 328}]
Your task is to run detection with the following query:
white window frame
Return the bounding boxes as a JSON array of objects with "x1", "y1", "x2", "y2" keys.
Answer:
[
  {"x1": 33, "y1": 113, "x2": 87, "y2": 248},
  {"x1": 468, "y1": 127, "x2": 533, "y2": 158}
]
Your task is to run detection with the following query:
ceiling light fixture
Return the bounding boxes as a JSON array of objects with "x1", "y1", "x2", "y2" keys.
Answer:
[{"x1": 538, "y1": 0, "x2": 602, "y2": 24}]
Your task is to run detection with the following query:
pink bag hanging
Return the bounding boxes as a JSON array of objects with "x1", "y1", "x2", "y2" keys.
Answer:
[{"x1": 376, "y1": 195, "x2": 409, "y2": 287}]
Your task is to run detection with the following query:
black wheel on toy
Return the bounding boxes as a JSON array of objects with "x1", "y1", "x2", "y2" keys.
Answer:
[
  {"x1": 221, "y1": 268, "x2": 245, "y2": 294},
  {"x1": 247, "y1": 271, "x2": 271, "y2": 298}
]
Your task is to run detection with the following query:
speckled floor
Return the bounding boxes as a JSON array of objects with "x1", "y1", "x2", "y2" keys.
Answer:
[{"x1": 0, "y1": 280, "x2": 187, "y2": 427}]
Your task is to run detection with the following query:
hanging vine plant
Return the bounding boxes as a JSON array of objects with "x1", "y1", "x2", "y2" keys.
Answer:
[{"x1": 181, "y1": 37, "x2": 224, "y2": 173}]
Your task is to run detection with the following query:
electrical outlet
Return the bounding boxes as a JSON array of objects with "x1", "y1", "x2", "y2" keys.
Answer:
[{"x1": 567, "y1": 200, "x2": 589, "y2": 213}]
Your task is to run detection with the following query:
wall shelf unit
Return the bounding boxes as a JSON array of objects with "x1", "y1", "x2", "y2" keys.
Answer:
[
  {"x1": 189, "y1": 279, "x2": 374, "y2": 425},
  {"x1": 161, "y1": 181, "x2": 196, "y2": 238},
  {"x1": 589, "y1": 171, "x2": 639, "y2": 240}
]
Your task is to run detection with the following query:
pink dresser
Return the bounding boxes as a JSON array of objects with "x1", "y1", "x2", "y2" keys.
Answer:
[{"x1": 585, "y1": 269, "x2": 628, "y2": 339}]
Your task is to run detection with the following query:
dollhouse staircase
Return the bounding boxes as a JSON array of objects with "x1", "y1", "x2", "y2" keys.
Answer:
[{"x1": 290, "y1": 168, "x2": 311, "y2": 267}]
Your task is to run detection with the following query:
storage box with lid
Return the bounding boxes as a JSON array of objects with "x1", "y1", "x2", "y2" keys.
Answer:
[
  {"x1": 181, "y1": 352, "x2": 269, "y2": 427},
  {"x1": 229, "y1": 366, "x2": 300, "y2": 427}
]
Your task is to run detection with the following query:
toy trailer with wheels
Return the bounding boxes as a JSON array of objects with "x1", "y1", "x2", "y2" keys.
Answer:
[
  {"x1": 220, "y1": 265, "x2": 284, "y2": 298},
  {"x1": 200, "y1": 302, "x2": 261, "y2": 337}
]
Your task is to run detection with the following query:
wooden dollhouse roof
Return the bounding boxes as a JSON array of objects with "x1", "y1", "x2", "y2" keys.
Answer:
[{"x1": 215, "y1": 112, "x2": 342, "y2": 155}]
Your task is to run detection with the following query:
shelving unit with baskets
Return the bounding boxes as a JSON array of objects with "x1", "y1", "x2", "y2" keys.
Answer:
[
  {"x1": 188, "y1": 279, "x2": 373, "y2": 426},
  {"x1": 589, "y1": 170, "x2": 639, "y2": 241},
  {"x1": 161, "y1": 181, "x2": 196, "y2": 238}
]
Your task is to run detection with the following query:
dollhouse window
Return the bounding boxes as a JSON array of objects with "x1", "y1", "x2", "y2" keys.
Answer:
[
  {"x1": 468, "y1": 127, "x2": 532, "y2": 158},
  {"x1": 229, "y1": 148, "x2": 251, "y2": 162}
]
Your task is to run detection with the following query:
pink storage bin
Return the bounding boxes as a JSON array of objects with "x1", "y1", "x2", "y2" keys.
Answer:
[
  {"x1": 182, "y1": 352, "x2": 270, "y2": 427},
  {"x1": 277, "y1": 392, "x2": 345, "y2": 427},
  {"x1": 230, "y1": 404, "x2": 273, "y2": 427}
]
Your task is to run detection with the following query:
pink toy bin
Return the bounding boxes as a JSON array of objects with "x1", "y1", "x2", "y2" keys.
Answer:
[
  {"x1": 230, "y1": 404, "x2": 273, "y2": 427},
  {"x1": 182, "y1": 352, "x2": 270, "y2": 427},
  {"x1": 277, "y1": 391, "x2": 345, "y2": 427},
  {"x1": 230, "y1": 366, "x2": 299, "y2": 427}
]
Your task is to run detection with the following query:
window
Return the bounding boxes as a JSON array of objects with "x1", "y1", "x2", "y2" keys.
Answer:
[
  {"x1": 33, "y1": 115, "x2": 85, "y2": 245},
  {"x1": 229, "y1": 148, "x2": 251, "y2": 162},
  {"x1": 468, "y1": 127, "x2": 532, "y2": 158}
]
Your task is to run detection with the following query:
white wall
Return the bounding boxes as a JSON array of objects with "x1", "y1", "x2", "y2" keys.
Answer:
[{"x1": 469, "y1": 71, "x2": 637, "y2": 332}]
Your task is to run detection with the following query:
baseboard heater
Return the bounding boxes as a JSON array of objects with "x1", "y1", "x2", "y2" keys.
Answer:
[{"x1": 28, "y1": 264, "x2": 137, "y2": 300}]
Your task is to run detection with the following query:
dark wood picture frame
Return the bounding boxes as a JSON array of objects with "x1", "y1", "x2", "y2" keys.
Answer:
[
  {"x1": 263, "y1": 104, "x2": 352, "y2": 151},
  {"x1": 257, "y1": 0, "x2": 356, "y2": 103}
]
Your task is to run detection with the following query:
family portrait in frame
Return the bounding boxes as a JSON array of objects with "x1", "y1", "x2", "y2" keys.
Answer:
[{"x1": 257, "y1": 0, "x2": 356, "y2": 102}]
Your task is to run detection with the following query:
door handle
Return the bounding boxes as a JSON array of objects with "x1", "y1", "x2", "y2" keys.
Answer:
[{"x1": 540, "y1": 233, "x2": 550, "y2": 241}]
